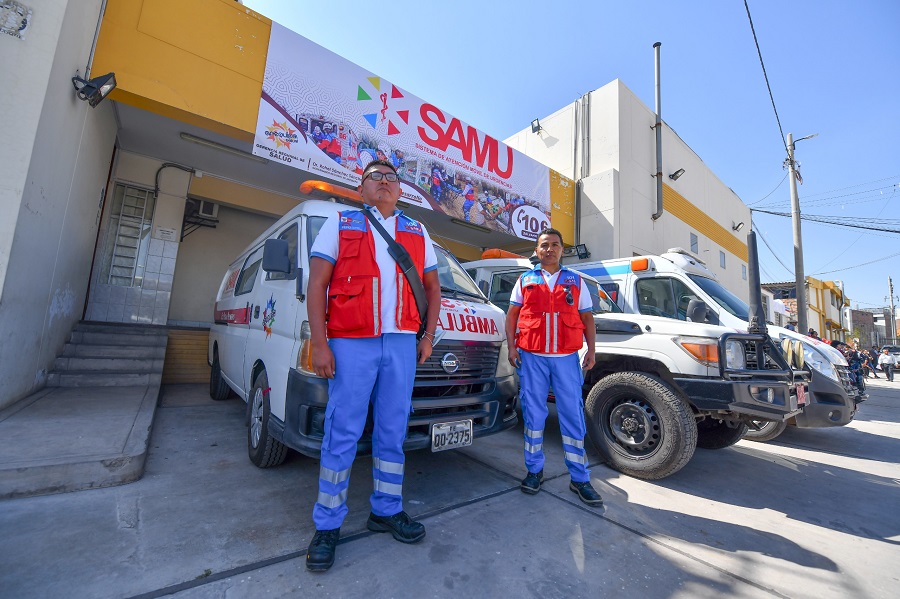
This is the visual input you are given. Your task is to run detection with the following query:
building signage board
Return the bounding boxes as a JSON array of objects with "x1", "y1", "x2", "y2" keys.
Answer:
[{"x1": 254, "y1": 23, "x2": 557, "y2": 240}]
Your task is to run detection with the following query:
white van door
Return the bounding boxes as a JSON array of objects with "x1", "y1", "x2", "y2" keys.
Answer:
[
  {"x1": 221, "y1": 245, "x2": 265, "y2": 394},
  {"x1": 242, "y1": 222, "x2": 301, "y2": 422}
]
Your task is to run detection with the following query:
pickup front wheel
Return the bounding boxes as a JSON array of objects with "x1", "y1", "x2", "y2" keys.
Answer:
[{"x1": 584, "y1": 372, "x2": 697, "y2": 480}]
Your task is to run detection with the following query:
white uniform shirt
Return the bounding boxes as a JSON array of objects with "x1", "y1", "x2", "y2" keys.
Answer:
[
  {"x1": 878, "y1": 352, "x2": 897, "y2": 366},
  {"x1": 310, "y1": 205, "x2": 438, "y2": 334},
  {"x1": 509, "y1": 266, "x2": 593, "y2": 357}
]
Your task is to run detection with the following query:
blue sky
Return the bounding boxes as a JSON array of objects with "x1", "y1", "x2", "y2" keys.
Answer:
[{"x1": 242, "y1": 0, "x2": 900, "y2": 311}]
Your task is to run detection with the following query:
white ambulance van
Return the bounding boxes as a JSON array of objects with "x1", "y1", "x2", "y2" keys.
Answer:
[
  {"x1": 573, "y1": 249, "x2": 861, "y2": 440},
  {"x1": 209, "y1": 197, "x2": 517, "y2": 467}
]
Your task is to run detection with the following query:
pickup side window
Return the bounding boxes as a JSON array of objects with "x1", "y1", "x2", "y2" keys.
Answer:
[
  {"x1": 267, "y1": 223, "x2": 299, "y2": 281},
  {"x1": 235, "y1": 247, "x2": 264, "y2": 296},
  {"x1": 489, "y1": 270, "x2": 525, "y2": 313},
  {"x1": 636, "y1": 278, "x2": 678, "y2": 319}
]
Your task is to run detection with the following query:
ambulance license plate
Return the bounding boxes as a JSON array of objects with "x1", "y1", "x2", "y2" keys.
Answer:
[{"x1": 431, "y1": 420, "x2": 473, "y2": 452}]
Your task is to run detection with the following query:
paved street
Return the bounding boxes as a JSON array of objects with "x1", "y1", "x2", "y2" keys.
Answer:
[{"x1": 1, "y1": 380, "x2": 898, "y2": 599}]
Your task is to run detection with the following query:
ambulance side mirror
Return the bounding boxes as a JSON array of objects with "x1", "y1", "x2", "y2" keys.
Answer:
[{"x1": 263, "y1": 239, "x2": 291, "y2": 274}]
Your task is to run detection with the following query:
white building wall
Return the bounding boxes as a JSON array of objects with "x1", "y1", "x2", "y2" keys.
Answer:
[
  {"x1": 0, "y1": 0, "x2": 116, "y2": 410},
  {"x1": 506, "y1": 79, "x2": 752, "y2": 301},
  {"x1": 86, "y1": 152, "x2": 192, "y2": 326}
]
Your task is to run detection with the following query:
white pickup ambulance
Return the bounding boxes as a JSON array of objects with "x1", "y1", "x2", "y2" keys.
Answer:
[
  {"x1": 209, "y1": 195, "x2": 517, "y2": 468},
  {"x1": 573, "y1": 248, "x2": 861, "y2": 441},
  {"x1": 464, "y1": 254, "x2": 801, "y2": 479}
]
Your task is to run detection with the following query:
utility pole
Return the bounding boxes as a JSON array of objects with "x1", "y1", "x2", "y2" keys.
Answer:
[
  {"x1": 890, "y1": 277, "x2": 896, "y2": 342},
  {"x1": 786, "y1": 132, "x2": 817, "y2": 335}
]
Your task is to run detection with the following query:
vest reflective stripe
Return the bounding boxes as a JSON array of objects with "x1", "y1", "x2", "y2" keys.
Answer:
[
  {"x1": 525, "y1": 427, "x2": 543, "y2": 441},
  {"x1": 319, "y1": 465, "x2": 351, "y2": 485},
  {"x1": 374, "y1": 479, "x2": 403, "y2": 496},
  {"x1": 552, "y1": 313, "x2": 558, "y2": 353},
  {"x1": 545, "y1": 314, "x2": 551, "y2": 353},
  {"x1": 525, "y1": 441, "x2": 543, "y2": 454},
  {"x1": 561, "y1": 435, "x2": 584, "y2": 449},
  {"x1": 317, "y1": 487, "x2": 349, "y2": 509},
  {"x1": 373, "y1": 457, "x2": 404, "y2": 475},
  {"x1": 564, "y1": 451, "x2": 587, "y2": 465},
  {"x1": 372, "y1": 277, "x2": 380, "y2": 336}
]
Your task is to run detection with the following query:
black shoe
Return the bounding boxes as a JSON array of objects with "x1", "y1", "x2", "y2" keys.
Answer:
[
  {"x1": 520, "y1": 470, "x2": 543, "y2": 494},
  {"x1": 569, "y1": 481, "x2": 604, "y2": 507},
  {"x1": 367, "y1": 511, "x2": 426, "y2": 544},
  {"x1": 306, "y1": 528, "x2": 340, "y2": 572}
]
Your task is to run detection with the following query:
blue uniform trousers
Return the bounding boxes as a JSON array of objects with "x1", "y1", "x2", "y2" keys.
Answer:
[
  {"x1": 313, "y1": 334, "x2": 416, "y2": 530},
  {"x1": 519, "y1": 350, "x2": 590, "y2": 482}
]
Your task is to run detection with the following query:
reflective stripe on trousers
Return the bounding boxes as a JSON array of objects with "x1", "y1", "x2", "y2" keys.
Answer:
[
  {"x1": 518, "y1": 350, "x2": 591, "y2": 482},
  {"x1": 313, "y1": 334, "x2": 416, "y2": 530}
]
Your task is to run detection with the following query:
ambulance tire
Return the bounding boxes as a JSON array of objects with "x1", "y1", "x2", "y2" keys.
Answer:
[
  {"x1": 742, "y1": 419, "x2": 787, "y2": 443},
  {"x1": 695, "y1": 418, "x2": 749, "y2": 449},
  {"x1": 584, "y1": 372, "x2": 697, "y2": 480},
  {"x1": 209, "y1": 354, "x2": 231, "y2": 401},
  {"x1": 248, "y1": 371, "x2": 288, "y2": 468}
]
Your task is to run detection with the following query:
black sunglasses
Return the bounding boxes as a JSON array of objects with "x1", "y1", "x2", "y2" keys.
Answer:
[{"x1": 364, "y1": 171, "x2": 399, "y2": 182}]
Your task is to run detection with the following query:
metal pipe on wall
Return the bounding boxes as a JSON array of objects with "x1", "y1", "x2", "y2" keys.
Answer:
[{"x1": 652, "y1": 42, "x2": 663, "y2": 221}]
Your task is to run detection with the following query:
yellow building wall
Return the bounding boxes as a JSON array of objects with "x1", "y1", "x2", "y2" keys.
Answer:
[
  {"x1": 663, "y1": 183, "x2": 748, "y2": 262},
  {"x1": 92, "y1": 0, "x2": 271, "y2": 142}
]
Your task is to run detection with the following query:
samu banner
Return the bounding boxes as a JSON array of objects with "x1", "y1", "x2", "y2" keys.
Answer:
[{"x1": 254, "y1": 22, "x2": 555, "y2": 241}]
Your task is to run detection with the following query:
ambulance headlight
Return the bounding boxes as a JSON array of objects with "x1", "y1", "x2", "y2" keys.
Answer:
[
  {"x1": 496, "y1": 340, "x2": 516, "y2": 377},
  {"x1": 802, "y1": 343, "x2": 839, "y2": 382},
  {"x1": 296, "y1": 321, "x2": 319, "y2": 377}
]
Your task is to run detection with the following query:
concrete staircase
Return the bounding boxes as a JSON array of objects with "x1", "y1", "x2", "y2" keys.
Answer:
[{"x1": 49, "y1": 322, "x2": 168, "y2": 387}]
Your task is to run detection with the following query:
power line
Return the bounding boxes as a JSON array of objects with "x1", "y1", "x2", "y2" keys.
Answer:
[
  {"x1": 813, "y1": 250, "x2": 900, "y2": 275},
  {"x1": 798, "y1": 174, "x2": 900, "y2": 199},
  {"x1": 754, "y1": 184, "x2": 898, "y2": 209},
  {"x1": 751, "y1": 208, "x2": 900, "y2": 234},
  {"x1": 810, "y1": 194, "x2": 893, "y2": 273},
  {"x1": 743, "y1": 0, "x2": 788, "y2": 156},
  {"x1": 753, "y1": 222, "x2": 794, "y2": 275},
  {"x1": 747, "y1": 172, "x2": 788, "y2": 206}
]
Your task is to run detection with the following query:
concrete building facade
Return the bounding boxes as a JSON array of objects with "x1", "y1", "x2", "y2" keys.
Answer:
[{"x1": 504, "y1": 80, "x2": 752, "y2": 301}]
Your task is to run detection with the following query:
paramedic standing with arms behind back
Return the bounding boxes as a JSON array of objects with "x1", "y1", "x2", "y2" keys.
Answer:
[
  {"x1": 304, "y1": 159, "x2": 441, "y2": 572},
  {"x1": 506, "y1": 228, "x2": 604, "y2": 507}
]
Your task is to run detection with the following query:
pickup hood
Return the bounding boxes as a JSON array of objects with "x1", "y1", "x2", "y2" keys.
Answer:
[
  {"x1": 595, "y1": 312, "x2": 739, "y2": 339},
  {"x1": 434, "y1": 297, "x2": 505, "y2": 342}
]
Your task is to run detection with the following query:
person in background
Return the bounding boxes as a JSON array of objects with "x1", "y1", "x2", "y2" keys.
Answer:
[{"x1": 878, "y1": 348, "x2": 896, "y2": 382}]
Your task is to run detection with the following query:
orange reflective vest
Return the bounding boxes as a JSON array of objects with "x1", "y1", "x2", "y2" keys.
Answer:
[
  {"x1": 326, "y1": 210, "x2": 426, "y2": 338},
  {"x1": 515, "y1": 268, "x2": 586, "y2": 355}
]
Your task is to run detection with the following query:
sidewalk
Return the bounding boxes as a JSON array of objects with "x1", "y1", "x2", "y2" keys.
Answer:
[{"x1": 0, "y1": 384, "x2": 158, "y2": 499}]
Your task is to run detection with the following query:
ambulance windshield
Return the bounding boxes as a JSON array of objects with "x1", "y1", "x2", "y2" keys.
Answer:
[
  {"x1": 687, "y1": 274, "x2": 750, "y2": 320},
  {"x1": 435, "y1": 246, "x2": 485, "y2": 299}
]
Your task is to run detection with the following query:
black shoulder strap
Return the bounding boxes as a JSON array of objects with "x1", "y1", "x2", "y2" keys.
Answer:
[{"x1": 361, "y1": 209, "x2": 428, "y2": 329}]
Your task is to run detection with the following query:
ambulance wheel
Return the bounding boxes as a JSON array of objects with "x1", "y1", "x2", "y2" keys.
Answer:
[
  {"x1": 742, "y1": 419, "x2": 787, "y2": 443},
  {"x1": 584, "y1": 372, "x2": 697, "y2": 480},
  {"x1": 696, "y1": 418, "x2": 748, "y2": 449},
  {"x1": 209, "y1": 353, "x2": 231, "y2": 401},
  {"x1": 248, "y1": 371, "x2": 288, "y2": 468}
]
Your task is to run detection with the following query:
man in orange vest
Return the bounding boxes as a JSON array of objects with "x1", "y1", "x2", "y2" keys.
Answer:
[
  {"x1": 305, "y1": 159, "x2": 441, "y2": 571},
  {"x1": 505, "y1": 229, "x2": 603, "y2": 506}
]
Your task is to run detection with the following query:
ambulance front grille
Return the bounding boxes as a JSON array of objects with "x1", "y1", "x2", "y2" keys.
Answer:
[{"x1": 415, "y1": 340, "x2": 501, "y2": 381}]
